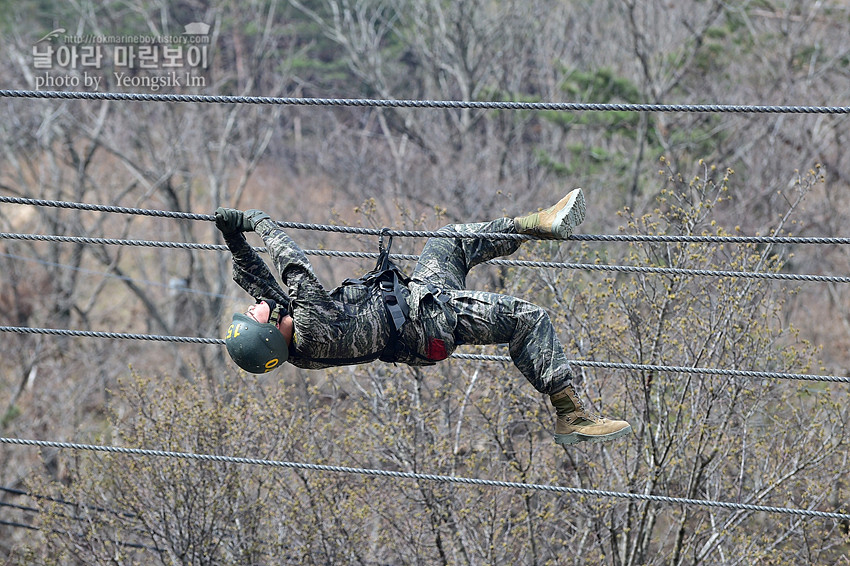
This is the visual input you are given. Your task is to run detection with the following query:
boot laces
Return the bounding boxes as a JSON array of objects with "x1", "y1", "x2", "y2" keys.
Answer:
[{"x1": 564, "y1": 385, "x2": 602, "y2": 422}]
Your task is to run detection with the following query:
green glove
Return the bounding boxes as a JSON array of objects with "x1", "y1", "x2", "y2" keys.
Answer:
[
  {"x1": 244, "y1": 209, "x2": 271, "y2": 231},
  {"x1": 214, "y1": 207, "x2": 252, "y2": 235}
]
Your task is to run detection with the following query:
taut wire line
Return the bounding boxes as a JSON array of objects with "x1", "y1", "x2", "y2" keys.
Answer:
[
  {"x1": 0, "y1": 325, "x2": 847, "y2": 384},
  {"x1": 2, "y1": 195, "x2": 850, "y2": 244},
  {"x1": 1, "y1": 436, "x2": 847, "y2": 522},
  {"x1": 1, "y1": 231, "x2": 848, "y2": 283},
  {"x1": 1, "y1": 89, "x2": 850, "y2": 115}
]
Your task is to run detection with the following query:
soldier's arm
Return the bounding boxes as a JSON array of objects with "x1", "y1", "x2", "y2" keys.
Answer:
[
  {"x1": 222, "y1": 230, "x2": 289, "y2": 305},
  {"x1": 252, "y1": 218, "x2": 332, "y2": 304}
]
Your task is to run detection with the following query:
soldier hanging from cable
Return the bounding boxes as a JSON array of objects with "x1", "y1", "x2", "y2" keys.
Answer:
[{"x1": 215, "y1": 188, "x2": 631, "y2": 447}]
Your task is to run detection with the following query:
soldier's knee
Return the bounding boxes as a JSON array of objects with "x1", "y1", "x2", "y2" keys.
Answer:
[{"x1": 508, "y1": 297, "x2": 548, "y2": 324}]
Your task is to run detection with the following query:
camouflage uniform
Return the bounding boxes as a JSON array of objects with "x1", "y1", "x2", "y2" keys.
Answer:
[{"x1": 224, "y1": 216, "x2": 573, "y2": 395}]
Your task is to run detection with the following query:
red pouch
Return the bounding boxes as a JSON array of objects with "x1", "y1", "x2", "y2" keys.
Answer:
[{"x1": 426, "y1": 338, "x2": 448, "y2": 361}]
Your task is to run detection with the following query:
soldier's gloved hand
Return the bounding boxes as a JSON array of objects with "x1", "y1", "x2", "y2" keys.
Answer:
[
  {"x1": 244, "y1": 209, "x2": 271, "y2": 231},
  {"x1": 214, "y1": 207, "x2": 253, "y2": 235}
]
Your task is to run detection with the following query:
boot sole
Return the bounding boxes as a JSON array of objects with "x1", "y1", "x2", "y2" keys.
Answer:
[
  {"x1": 554, "y1": 423, "x2": 632, "y2": 446},
  {"x1": 551, "y1": 188, "x2": 586, "y2": 239}
]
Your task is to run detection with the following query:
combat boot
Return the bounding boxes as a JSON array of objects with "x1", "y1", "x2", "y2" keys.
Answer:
[
  {"x1": 550, "y1": 384, "x2": 631, "y2": 446},
  {"x1": 514, "y1": 188, "x2": 586, "y2": 239}
]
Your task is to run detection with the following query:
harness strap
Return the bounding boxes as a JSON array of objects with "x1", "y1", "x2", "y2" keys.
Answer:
[
  {"x1": 380, "y1": 270, "x2": 409, "y2": 332},
  {"x1": 300, "y1": 233, "x2": 443, "y2": 366},
  {"x1": 426, "y1": 282, "x2": 450, "y2": 304}
]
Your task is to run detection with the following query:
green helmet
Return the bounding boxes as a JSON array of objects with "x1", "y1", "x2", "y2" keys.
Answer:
[{"x1": 224, "y1": 311, "x2": 289, "y2": 373}]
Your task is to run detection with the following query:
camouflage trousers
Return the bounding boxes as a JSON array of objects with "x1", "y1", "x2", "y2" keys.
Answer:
[{"x1": 411, "y1": 217, "x2": 573, "y2": 395}]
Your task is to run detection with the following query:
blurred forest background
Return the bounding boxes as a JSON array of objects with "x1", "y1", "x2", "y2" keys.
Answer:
[{"x1": 1, "y1": 1, "x2": 850, "y2": 564}]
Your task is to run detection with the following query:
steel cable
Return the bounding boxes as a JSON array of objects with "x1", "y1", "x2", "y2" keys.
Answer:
[
  {"x1": 2, "y1": 232, "x2": 848, "y2": 283},
  {"x1": 2, "y1": 89, "x2": 850, "y2": 115},
  {"x1": 1, "y1": 436, "x2": 847, "y2": 522},
  {"x1": 3, "y1": 195, "x2": 850, "y2": 244},
  {"x1": 0, "y1": 325, "x2": 846, "y2": 383}
]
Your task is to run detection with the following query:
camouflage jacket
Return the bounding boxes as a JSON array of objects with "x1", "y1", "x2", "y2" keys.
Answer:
[{"x1": 224, "y1": 219, "x2": 456, "y2": 370}]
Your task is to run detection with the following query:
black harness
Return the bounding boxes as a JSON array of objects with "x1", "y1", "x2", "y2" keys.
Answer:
[
  {"x1": 290, "y1": 233, "x2": 411, "y2": 367},
  {"x1": 339, "y1": 234, "x2": 411, "y2": 362},
  {"x1": 376, "y1": 238, "x2": 410, "y2": 336},
  {"x1": 292, "y1": 233, "x2": 451, "y2": 367}
]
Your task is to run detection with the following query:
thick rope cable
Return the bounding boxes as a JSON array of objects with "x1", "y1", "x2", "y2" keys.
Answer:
[
  {"x1": 1, "y1": 436, "x2": 847, "y2": 521},
  {"x1": 2, "y1": 232, "x2": 847, "y2": 283},
  {"x1": 310, "y1": 250, "x2": 850, "y2": 283},
  {"x1": 0, "y1": 325, "x2": 846, "y2": 383},
  {"x1": 3, "y1": 195, "x2": 850, "y2": 244},
  {"x1": 0, "y1": 325, "x2": 221, "y2": 344},
  {"x1": 0, "y1": 231, "x2": 226, "y2": 250},
  {"x1": 458, "y1": 352, "x2": 850, "y2": 384},
  {"x1": 1, "y1": 89, "x2": 850, "y2": 115},
  {"x1": 0, "y1": 195, "x2": 212, "y2": 221}
]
